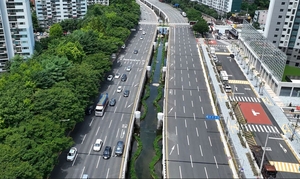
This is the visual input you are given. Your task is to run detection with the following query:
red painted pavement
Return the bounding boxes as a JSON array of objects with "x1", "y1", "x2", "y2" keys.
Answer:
[{"x1": 239, "y1": 102, "x2": 272, "y2": 125}]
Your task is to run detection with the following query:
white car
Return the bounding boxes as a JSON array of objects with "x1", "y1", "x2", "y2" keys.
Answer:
[
  {"x1": 93, "y1": 139, "x2": 103, "y2": 152},
  {"x1": 117, "y1": 86, "x2": 122, "y2": 93},
  {"x1": 121, "y1": 44, "x2": 126, "y2": 49},
  {"x1": 126, "y1": 66, "x2": 131, "y2": 72},
  {"x1": 140, "y1": 36, "x2": 143, "y2": 40},
  {"x1": 139, "y1": 27, "x2": 142, "y2": 31},
  {"x1": 142, "y1": 31, "x2": 146, "y2": 35},
  {"x1": 107, "y1": 75, "x2": 113, "y2": 81},
  {"x1": 115, "y1": 73, "x2": 120, "y2": 79},
  {"x1": 67, "y1": 147, "x2": 77, "y2": 161}
]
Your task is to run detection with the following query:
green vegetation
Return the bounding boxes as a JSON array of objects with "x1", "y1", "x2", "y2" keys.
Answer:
[
  {"x1": 241, "y1": 0, "x2": 270, "y2": 17},
  {"x1": 130, "y1": 134, "x2": 143, "y2": 179},
  {"x1": 282, "y1": 65, "x2": 300, "y2": 81},
  {"x1": 0, "y1": 1, "x2": 140, "y2": 178},
  {"x1": 149, "y1": 135, "x2": 163, "y2": 179}
]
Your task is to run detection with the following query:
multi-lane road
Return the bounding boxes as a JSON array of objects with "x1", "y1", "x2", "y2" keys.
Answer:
[{"x1": 50, "y1": 2, "x2": 157, "y2": 179}]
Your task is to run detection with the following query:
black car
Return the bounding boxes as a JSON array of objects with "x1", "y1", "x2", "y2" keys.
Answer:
[
  {"x1": 123, "y1": 90, "x2": 130, "y2": 97},
  {"x1": 230, "y1": 54, "x2": 234, "y2": 58},
  {"x1": 103, "y1": 146, "x2": 112, "y2": 160},
  {"x1": 109, "y1": 98, "x2": 116, "y2": 106},
  {"x1": 85, "y1": 105, "x2": 94, "y2": 115},
  {"x1": 121, "y1": 74, "x2": 127, "y2": 82},
  {"x1": 133, "y1": 50, "x2": 138, "y2": 54}
]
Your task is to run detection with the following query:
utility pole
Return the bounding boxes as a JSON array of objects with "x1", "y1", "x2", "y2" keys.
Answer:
[
  {"x1": 260, "y1": 132, "x2": 270, "y2": 173},
  {"x1": 291, "y1": 114, "x2": 300, "y2": 141}
]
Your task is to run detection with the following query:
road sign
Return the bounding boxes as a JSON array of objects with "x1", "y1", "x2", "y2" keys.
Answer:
[{"x1": 206, "y1": 115, "x2": 220, "y2": 120}]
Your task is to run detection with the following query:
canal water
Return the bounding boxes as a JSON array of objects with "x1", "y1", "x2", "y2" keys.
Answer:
[{"x1": 135, "y1": 41, "x2": 164, "y2": 179}]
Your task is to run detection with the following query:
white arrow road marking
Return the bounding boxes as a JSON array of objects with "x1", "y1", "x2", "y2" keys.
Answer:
[
  {"x1": 168, "y1": 107, "x2": 173, "y2": 114},
  {"x1": 169, "y1": 145, "x2": 175, "y2": 155}
]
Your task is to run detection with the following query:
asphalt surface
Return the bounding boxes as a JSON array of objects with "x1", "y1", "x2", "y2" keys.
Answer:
[
  {"x1": 50, "y1": 3, "x2": 158, "y2": 179},
  {"x1": 165, "y1": 26, "x2": 233, "y2": 178},
  {"x1": 213, "y1": 40, "x2": 300, "y2": 178}
]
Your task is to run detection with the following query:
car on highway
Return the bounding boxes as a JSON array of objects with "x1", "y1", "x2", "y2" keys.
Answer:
[
  {"x1": 211, "y1": 54, "x2": 217, "y2": 58},
  {"x1": 139, "y1": 27, "x2": 142, "y2": 31},
  {"x1": 117, "y1": 86, "x2": 122, "y2": 93},
  {"x1": 103, "y1": 146, "x2": 112, "y2": 160},
  {"x1": 123, "y1": 90, "x2": 130, "y2": 97},
  {"x1": 115, "y1": 141, "x2": 124, "y2": 156},
  {"x1": 109, "y1": 98, "x2": 116, "y2": 106},
  {"x1": 67, "y1": 147, "x2": 77, "y2": 161},
  {"x1": 126, "y1": 66, "x2": 131, "y2": 72},
  {"x1": 115, "y1": 73, "x2": 120, "y2": 79},
  {"x1": 93, "y1": 139, "x2": 103, "y2": 152},
  {"x1": 140, "y1": 36, "x2": 143, "y2": 40},
  {"x1": 121, "y1": 74, "x2": 127, "y2": 82},
  {"x1": 107, "y1": 75, "x2": 113, "y2": 81},
  {"x1": 81, "y1": 174, "x2": 89, "y2": 179},
  {"x1": 121, "y1": 44, "x2": 126, "y2": 49},
  {"x1": 142, "y1": 31, "x2": 146, "y2": 35},
  {"x1": 133, "y1": 50, "x2": 138, "y2": 54}
]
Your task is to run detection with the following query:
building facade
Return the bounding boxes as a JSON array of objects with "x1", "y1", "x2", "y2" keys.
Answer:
[
  {"x1": 200, "y1": 0, "x2": 242, "y2": 13},
  {"x1": 253, "y1": 10, "x2": 268, "y2": 30},
  {"x1": 0, "y1": 0, "x2": 35, "y2": 72},
  {"x1": 87, "y1": 0, "x2": 109, "y2": 6},
  {"x1": 264, "y1": 0, "x2": 300, "y2": 67},
  {"x1": 35, "y1": 0, "x2": 88, "y2": 29}
]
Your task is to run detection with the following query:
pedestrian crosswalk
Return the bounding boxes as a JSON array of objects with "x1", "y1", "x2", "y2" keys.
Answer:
[
  {"x1": 243, "y1": 124, "x2": 280, "y2": 134},
  {"x1": 228, "y1": 80, "x2": 250, "y2": 84},
  {"x1": 209, "y1": 45, "x2": 228, "y2": 48},
  {"x1": 228, "y1": 96, "x2": 261, "y2": 103},
  {"x1": 269, "y1": 161, "x2": 300, "y2": 173}
]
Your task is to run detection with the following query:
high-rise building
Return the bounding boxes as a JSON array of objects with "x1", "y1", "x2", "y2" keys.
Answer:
[
  {"x1": 200, "y1": 0, "x2": 242, "y2": 14},
  {"x1": 87, "y1": 0, "x2": 109, "y2": 6},
  {"x1": 253, "y1": 10, "x2": 268, "y2": 30},
  {"x1": 0, "y1": 0, "x2": 35, "y2": 72},
  {"x1": 35, "y1": 0, "x2": 88, "y2": 29},
  {"x1": 264, "y1": 0, "x2": 300, "y2": 67}
]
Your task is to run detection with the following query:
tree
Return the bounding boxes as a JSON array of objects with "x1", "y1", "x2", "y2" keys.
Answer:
[
  {"x1": 60, "y1": 19, "x2": 82, "y2": 33},
  {"x1": 193, "y1": 20, "x2": 209, "y2": 36},
  {"x1": 252, "y1": 21, "x2": 260, "y2": 29},
  {"x1": 49, "y1": 23, "x2": 63, "y2": 38},
  {"x1": 56, "y1": 41, "x2": 85, "y2": 63},
  {"x1": 68, "y1": 30, "x2": 101, "y2": 55}
]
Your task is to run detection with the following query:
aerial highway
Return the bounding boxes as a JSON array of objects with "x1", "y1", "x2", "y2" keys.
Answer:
[
  {"x1": 50, "y1": 2, "x2": 158, "y2": 179},
  {"x1": 210, "y1": 40, "x2": 300, "y2": 178}
]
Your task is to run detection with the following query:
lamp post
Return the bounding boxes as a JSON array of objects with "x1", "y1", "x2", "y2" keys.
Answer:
[
  {"x1": 260, "y1": 132, "x2": 270, "y2": 173},
  {"x1": 290, "y1": 115, "x2": 300, "y2": 141}
]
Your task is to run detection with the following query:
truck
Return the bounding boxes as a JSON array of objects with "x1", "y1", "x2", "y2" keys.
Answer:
[
  {"x1": 95, "y1": 93, "x2": 109, "y2": 117},
  {"x1": 250, "y1": 145, "x2": 277, "y2": 179},
  {"x1": 181, "y1": 12, "x2": 186, "y2": 17},
  {"x1": 220, "y1": 70, "x2": 228, "y2": 81}
]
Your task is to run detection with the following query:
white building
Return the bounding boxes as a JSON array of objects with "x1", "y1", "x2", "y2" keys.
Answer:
[
  {"x1": 253, "y1": 10, "x2": 268, "y2": 30},
  {"x1": 200, "y1": 0, "x2": 242, "y2": 14},
  {"x1": 35, "y1": 0, "x2": 88, "y2": 29},
  {"x1": 0, "y1": 0, "x2": 35, "y2": 72},
  {"x1": 264, "y1": 0, "x2": 300, "y2": 67},
  {"x1": 87, "y1": 0, "x2": 109, "y2": 6}
]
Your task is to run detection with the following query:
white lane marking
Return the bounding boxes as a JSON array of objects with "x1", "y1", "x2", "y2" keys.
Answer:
[
  {"x1": 118, "y1": 95, "x2": 121, "y2": 101},
  {"x1": 124, "y1": 101, "x2": 128, "y2": 109},
  {"x1": 199, "y1": 95, "x2": 201, "y2": 101},
  {"x1": 175, "y1": 126, "x2": 178, "y2": 135},
  {"x1": 189, "y1": 81, "x2": 191, "y2": 86},
  {"x1": 81, "y1": 134, "x2": 86, "y2": 144},
  {"x1": 201, "y1": 107, "x2": 204, "y2": 114},
  {"x1": 104, "y1": 135, "x2": 107, "y2": 145},
  {"x1": 175, "y1": 112, "x2": 177, "y2": 119},
  {"x1": 96, "y1": 156, "x2": 101, "y2": 168},
  {"x1": 89, "y1": 117, "x2": 94, "y2": 126},
  {"x1": 188, "y1": 73, "x2": 190, "y2": 78},
  {"x1": 193, "y1": 64, "x2": 195, "y2": 68},
  {"x1": 208, "y1": 136, "x2": 212, "y2": 146},
  {"x1": 114, "y1": 106, "x2": 118, "y2": 113},
  {"x1": 174, "y1": 99, "x2": 176, "y2": 107},
  {"x1": 168, "y1": 107, "x2": 173, "y2": 114},
  {"x1": 187, "y1": 135, "x2": 190, "y2": 145},
  {"x1": 134, "y1": 74, "x2": 137, "y2": 79},
  {"x1": 196, "y1": 127, "x2": 199, "y2": 137},
  {"x1": 199, "y1": 145, "x2": 203, "y2": 156},
  {"x1": 120, "y1": 129, "x2": 125, "y2": 139},
  {"x1": 127, "y1": 103, "x2": 133, "y2": 108},
  {"x1": 121, "y1": 113, "x2": 124, "y2": 121},
  {"x1": 88, "y1": 144, "x2": 93, "y2": 155},
  {"x1": 72, "y1": 153, "x2": 78, "y2": 166},
  {"x1": 194, "y1": 70, "x2": 196, "y2": 75},
  {"x1": 96, "y1": 126, "x2": 100, "y2": 136},
  {"x1": 183, "y1": 106, "x2": 185, "y2": 113},
  {"x1": 181, "y1": 85, "x2": 183, "y2": 90},
  {"x1": 102, "y1": 113, "x2": 106, "y2": 120},
  {"x1": 169, "y1": 145, "x2": 175, "y2": 155},
  {"x1": 181, "y1": 77, "x2": 183, "y2": 82},
  {"x1": 116, "y1": 128, "x2": 120, "y2": 138},
  {"x1": 193, "y1": 113, "x2": 196, "y2": 121},
  {"x1": 214, "y1": 156, "x2": 219, "y2": 168},
  {"x1": 185, "y1": 119, "x2": 187, "y2": 128},
  {"x1": 195, "y1": 78, "x2": 198, "y2": 82},
  {"x1": 108, "y1": 120, "x2": 112, "y2": 128},
  {"x1": 204, "y1": 167, "x2": 209, "y2": 179},
  {"x1": 191, "y1": 101, "x2": 194, "y2": 107},
  {"x1": 81, "y1": 167, "x2": 85, "y2": 179},
  {"x1": 190, "y1": 90, "x2": 192, "y2": 96},
  {"x1": 179, "y1": 166, "x2": 182, "y2": 179},
  {"x1": 106, "y1": 168, "x2": 110, "y2": 179},
  {"x1": 177, "y1": 144, "x2": 180, "y2": 155},
  {"x1": 190, "y1": 155, "x2": 193, "y2": 168},
  {"x1": 204, "y1": 121, "x2": 207, "y2": 129},
  {"x1": 182, "y1": 95, "x2": 184, "y2": 101}
]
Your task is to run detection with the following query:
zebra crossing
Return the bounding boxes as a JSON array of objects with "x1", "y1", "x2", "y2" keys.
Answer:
[
  {"x1": 243, "y1": 124, "x2": 280, "y2": 134},
  {"x1": 228, "y1": 96, "x2": 261, "y2": 103},
  {"x1": 209, "y1": 45, "x2": 228, "y2": 48}
]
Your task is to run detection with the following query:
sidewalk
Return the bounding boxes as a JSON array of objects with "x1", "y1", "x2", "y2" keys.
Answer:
[{"x1": 198, "y1": 38, "x2": 255, "y2": 179}]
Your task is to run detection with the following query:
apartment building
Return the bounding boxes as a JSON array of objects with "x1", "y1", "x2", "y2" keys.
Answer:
[
  {"x1": 35, "y1": 0, "x2": 88, "y2": 29},
  {"x1": 264, "y1": 0, "x2": 300, "y2": 67},
  {"x1": 87, "y1": 0, "x2": 109, "y2": 6},
  {"x1": 253, "y1": 10, "x2": 268, "y2": 30},
  {"x1": 200, "y1": 0, "x2": 242, "y2": 13},
  {"x1": 0, "y1": 0, "x2": 35, "y2": 72}
]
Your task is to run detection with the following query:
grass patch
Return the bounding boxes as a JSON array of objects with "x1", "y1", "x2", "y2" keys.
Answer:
[
  {"x1": 130, "y1": 134, "x2": 143, "y2": 179},
  {"x1": 149, "y1": 135, "x2": 162, "y2": 179},
  {"x1": 282, "y1": 65, "x2": 300, "y2": 81}
]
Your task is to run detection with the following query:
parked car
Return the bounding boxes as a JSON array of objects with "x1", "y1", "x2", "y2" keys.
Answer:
[
  {"x1": 121, "y1": 44, "x2": 126, "y2": 49},
  {"x1": 81, "y1": 174, "x2": 89, "y2": 179},
  {"x1": 142, "y1": 31, "x2": 146, "y2": 35},
  {"x1": 67, "y1": 147, "x2": 77, "y2": 161},
  {"x1": 103, "y1": 146, "x2": 112, "y2": 160},
  {"x1": 93, "y1": 139, "x2": 103, "y2": 152},
  {"x1": 109, "y1": 98, "x2": 116, "y2": 106},
  {"x1": 133, "y1": 50, "x2": 138, "y2": 54},
  {"x1": 107, "y1": 75, "x2": 113, "y2": 81}
]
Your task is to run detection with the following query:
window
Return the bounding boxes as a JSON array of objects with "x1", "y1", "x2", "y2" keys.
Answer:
[
  {"x1": 296, "y1": 63, "x2": 299, "y2": 67},
  {"x1": 280, "y1": 9, "x2": 284, "y2": 12},
  {"x1": 277, "y1": 22, "x2": 281, "y2": 25},
  {"x1": 291, "y1": 16, "x2": 294, "y2": 21},
  {"x1": 289, "y1": 23, "x2": 293, "y2": 27},
  {"x1": 280, "y1": 41, "x2": 283, "y2": 43},
  {"x1": 275, "y1": 28, "x2": 279, "y2": 31},
  {"x1": 288, "y1": 29, "x2": 291, "y2": 33},
  {"x1": 273, "y1": 41, "x2": 277, "y2": 43},
  {"x1": 281, "y1": 2, "x2": 285, "y2": 5},
  {"x1": 279, "y1": 15, "x2": 282, "y2": 18},
  {"x1": 285, "y1": 22, "x2": 288, "y2": 25},
  {"x1": 282, "y1": 35, "x2": 285, "y2": 37},
  {"x1": 293, "y1": 9, "x2": 296, "y2": 14},
  {"x1": 274, "y1": 34, "x2": 278, "y2": 37},
  {"x1": 283, "y1": 28, "x2": 287, "y2": 31}
]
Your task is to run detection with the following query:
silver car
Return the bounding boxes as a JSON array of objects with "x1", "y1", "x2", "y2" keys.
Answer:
[{"x1": 67, "y1": 147, "x2": 77, "y2": 161}]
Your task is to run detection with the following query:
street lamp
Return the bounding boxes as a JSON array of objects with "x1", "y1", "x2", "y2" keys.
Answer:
[{"x1": 260, "y1": 132, "x2": 270, "y2": 173}]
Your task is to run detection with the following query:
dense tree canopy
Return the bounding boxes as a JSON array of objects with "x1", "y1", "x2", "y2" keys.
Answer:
[{"x1": 0, "y1": 1, "x2": 140, "y2": 178}]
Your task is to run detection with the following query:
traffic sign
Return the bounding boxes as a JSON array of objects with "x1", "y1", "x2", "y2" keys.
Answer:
[{"x1": 206, "y1": 115, "x2": 220, "y2": 120}]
